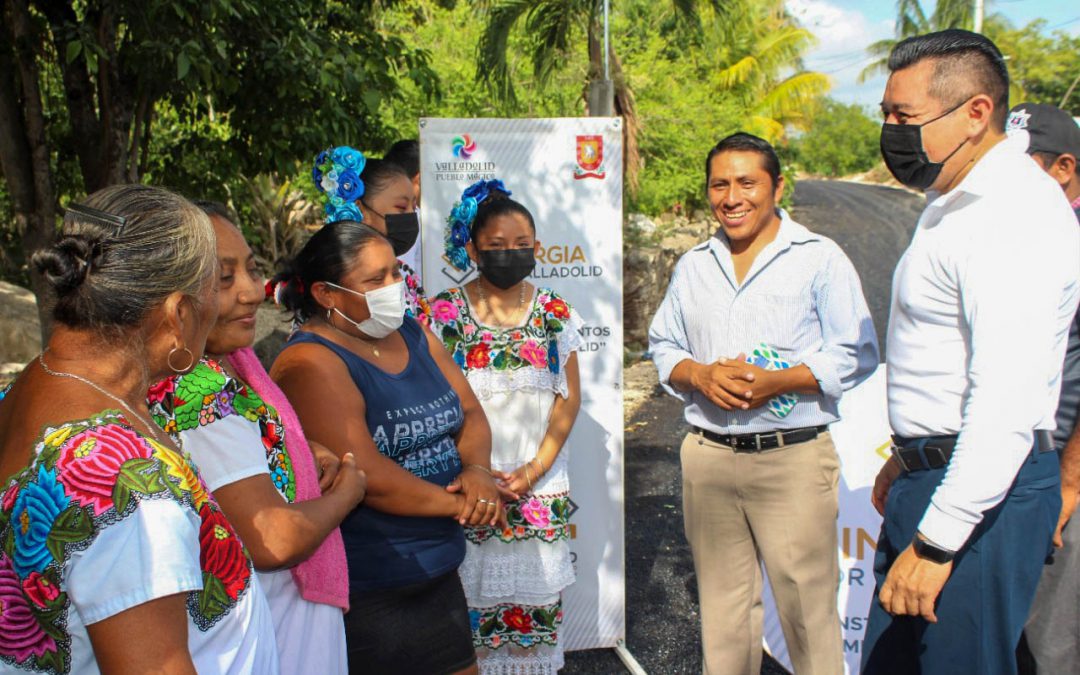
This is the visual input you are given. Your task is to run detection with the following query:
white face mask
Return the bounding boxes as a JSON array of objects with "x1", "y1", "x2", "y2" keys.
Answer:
[{"x1": 325, "y1": 280, "x2": 406, "y2": 339}]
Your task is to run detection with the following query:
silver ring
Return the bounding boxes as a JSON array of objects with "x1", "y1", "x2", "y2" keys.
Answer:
[{"x1": 477, "y1": 498, "x2": 490, "y2": 505}]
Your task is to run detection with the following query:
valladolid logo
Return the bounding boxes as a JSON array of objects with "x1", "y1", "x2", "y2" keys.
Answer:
[
  {"x1": 574, "y1": 135, "x2": 606, "y2": 180},
  {"x1": 452, "y1": 134, "x2": 477, "y2": 159}
]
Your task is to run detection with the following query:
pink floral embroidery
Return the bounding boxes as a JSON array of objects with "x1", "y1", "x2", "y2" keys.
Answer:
[
  {"x1": 480, "y1": 330, "x2": 494, "y2": 342},
  {"x1": 431, "y1": 299, "x2": 459, "y2": 323},
  {"x1": 521, "y1": 498, "x2": 551, "y2": 528},
  {"x1": 463, "y1": 323, "x2": 477, "y2": 336},
  {"x1": 0, "y1": 554, "x2": 56, "y2": 663},
  {"x1": 54, "y1": 425, "x2": 153, "y2": 516},
  {"x1": 519, "y1": 340, "x2": 548, "y2": 369},
  {"x1": 20, "y1": 572, "x2": 58, "y2": 608},
  {"x1": 0, "y1": 484, "x2": 17, "y2": 512}
]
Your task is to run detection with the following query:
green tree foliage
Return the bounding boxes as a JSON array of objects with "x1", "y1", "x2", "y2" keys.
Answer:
[
  {"x1": 992, "y1": 20, "x2": 1080, "y2": 115},
  {"x1": 0, "y1": 0, "x2": 436, "y2": 330},
  {"x1": 788, "y1": 99, "x2": 882, "y2": 177}
]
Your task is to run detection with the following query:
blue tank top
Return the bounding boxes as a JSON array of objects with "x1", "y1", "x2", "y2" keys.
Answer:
[{"x1": 284, "y1": 318, "x2": 465, "y2": 591}]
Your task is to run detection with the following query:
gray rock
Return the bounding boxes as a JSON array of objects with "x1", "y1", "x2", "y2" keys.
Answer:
[{"x1": 0, "y1": 282, "x2": 41, "y2": 366}]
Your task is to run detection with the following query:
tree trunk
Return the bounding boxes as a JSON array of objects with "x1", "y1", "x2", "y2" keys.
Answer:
[{"x1": 4, "y1": 0, "x2": 59, "y2": 343}]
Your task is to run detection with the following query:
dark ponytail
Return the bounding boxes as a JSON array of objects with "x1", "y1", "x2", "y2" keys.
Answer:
[{"x1": 272, "y1": 221, "x2": 386, "y2": 324}]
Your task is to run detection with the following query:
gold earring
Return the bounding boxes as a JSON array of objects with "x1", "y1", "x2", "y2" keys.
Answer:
[{"x1": 167, "y1": 346, "x2": 195, "y2": 374}]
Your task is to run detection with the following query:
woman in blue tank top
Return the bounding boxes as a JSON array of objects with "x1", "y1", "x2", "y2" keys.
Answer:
[{"x1": 269, "y1": 222, "x2": 509, "y2": 675}]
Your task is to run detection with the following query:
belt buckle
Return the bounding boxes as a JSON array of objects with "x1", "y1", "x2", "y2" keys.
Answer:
[
  {"x1": 755, "y1": 434, "x2": 763, "y2": 451},
  {"x1": 890, "y1": 443, "x2": 912, "y2": 472}
]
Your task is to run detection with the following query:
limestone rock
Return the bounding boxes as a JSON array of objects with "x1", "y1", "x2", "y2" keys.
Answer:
[{"x1": 0, "y1": 282, "x2": 41, "y2": 369}]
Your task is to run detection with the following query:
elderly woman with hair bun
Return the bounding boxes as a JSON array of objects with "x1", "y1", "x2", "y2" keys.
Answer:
[{"x1": 0, "y1": 184, "x2": 278, "y2": 674}]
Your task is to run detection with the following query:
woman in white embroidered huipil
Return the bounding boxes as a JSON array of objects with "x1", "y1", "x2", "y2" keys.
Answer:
[{"x1": 430, "y1": 180, "x2": 582, "y2": 674}]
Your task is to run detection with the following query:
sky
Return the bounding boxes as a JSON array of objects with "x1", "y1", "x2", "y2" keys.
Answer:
[{"x1": 786, "y1": 0, "x2": 1080, "y2": 110}]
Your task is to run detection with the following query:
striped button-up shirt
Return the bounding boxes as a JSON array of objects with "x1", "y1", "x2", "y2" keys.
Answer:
[{"x1": 649, "y1": 210, "x2": 879, "y2": 434}]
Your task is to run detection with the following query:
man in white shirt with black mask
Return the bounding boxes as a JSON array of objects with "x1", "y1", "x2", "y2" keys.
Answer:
[{"x1": 862, "y1": 29, "x2": 1080, "y2": 675}]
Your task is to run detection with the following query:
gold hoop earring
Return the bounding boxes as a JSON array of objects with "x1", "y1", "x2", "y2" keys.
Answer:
[{"x1": 167, "y1": 346, "x2": 195, "y2": 374}]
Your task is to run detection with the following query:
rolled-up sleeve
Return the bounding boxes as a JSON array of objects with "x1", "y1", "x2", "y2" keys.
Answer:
[
  {"x1": 649, "y1": 264, "x2": 694, "y2": 402},
  {"x1": 801, "y1": 247, "x2": 879, "y2": 405}
]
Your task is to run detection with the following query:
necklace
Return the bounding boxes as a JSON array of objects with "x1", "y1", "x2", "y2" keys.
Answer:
[
  {"x1": 475, "y1": 279, "x2": 527, "y2": 328},
  {"x1": 38, "y1": 350, "x2": 166, "y2": 444},
  {"x1": 324, "y1": 313, "x2": 381, "y2": 357}
]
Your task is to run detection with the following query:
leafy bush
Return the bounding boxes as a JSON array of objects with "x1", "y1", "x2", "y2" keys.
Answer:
[{"x1": 789, "y1": 99, "x2": 882, "y2": 177}]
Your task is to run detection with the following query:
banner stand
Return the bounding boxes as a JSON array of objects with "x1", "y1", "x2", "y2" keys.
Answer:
[
  {"x1": 615, "y1": 639, "x2": 648, "y2": 674},
  {"x1": 419, "y1": 117, "x2": 628, "y2": 666}
]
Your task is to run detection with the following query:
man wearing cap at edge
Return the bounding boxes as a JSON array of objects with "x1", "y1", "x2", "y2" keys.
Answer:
[
  {"x1": 863, "y1": 30, "x2": 1080, "y2": 674},
  {"x1": 1007, "y1": 101, "x2": 1080, "y2": 675}
]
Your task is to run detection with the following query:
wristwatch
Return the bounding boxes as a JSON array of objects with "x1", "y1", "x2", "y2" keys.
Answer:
[{"x1": 912, "y1": 533, "x2": 955, "y2": 564}]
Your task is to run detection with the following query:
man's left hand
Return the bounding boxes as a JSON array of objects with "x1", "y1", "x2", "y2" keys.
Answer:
[
  {"x1": 718, "y1": 359, "x2": 780, "y2": 409},
  {"x1": 878, "y1": 544, "x2": 952, "y2": 622}
]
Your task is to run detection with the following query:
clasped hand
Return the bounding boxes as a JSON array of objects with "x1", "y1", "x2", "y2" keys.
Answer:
[
  {"x1": 446, "y1": 466, "x2": 517, "y2": 528},
  {"x1": 692, "y1": 358, "x2": 778, "y2": 411}
]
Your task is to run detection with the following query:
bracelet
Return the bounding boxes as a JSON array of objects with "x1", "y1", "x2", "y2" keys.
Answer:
[
  {"x1": 532, "y1": 456, "x2": 547, "y2": 474},
  {"x1": 524, "y1": 464, "x2": 534, "y2": 489},
  {"x1": 465, "y1": 464, "x2": 493, "y2": 476}
]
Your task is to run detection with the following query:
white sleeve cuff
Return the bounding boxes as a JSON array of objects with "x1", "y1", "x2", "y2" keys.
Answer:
[
  {"x1": 801, "y1": 352, "x2": 842, "y2": 403},
  {"x1": 916, "y1": 501, "x2": 976, "y2": 553}
]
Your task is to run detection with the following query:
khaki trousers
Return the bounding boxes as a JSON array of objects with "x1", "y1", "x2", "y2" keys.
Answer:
[{"x1": 681, "y1": 430, "x2": 843, "y2": 675}]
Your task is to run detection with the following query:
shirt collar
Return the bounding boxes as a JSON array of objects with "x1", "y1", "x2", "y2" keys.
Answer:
[
  {"x1": 709, "y1": 208, "x2": 819, "y2": 258},
  {"x1": 927, "y1": 135, "x2": 1016, "y2": 204}
]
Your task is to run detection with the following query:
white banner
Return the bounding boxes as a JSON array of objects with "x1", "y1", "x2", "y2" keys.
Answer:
[
  {"x1": 418, "y1": 118, "x2": 626, "y2": 650},
  {"x1": 764, "y1": 366, "x2": 890, "y2": 674}
]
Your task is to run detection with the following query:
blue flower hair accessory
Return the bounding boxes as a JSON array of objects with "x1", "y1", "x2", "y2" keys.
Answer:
[
  {"x1": 312, "y1": 146, "x2": 367, "y2": 223},
  {"x1": 443, "y1": 179, "x2": 511, "y2": 271}
]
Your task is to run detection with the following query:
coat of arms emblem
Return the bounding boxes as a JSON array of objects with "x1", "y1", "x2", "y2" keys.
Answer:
[{"x1": 574, "y1": 135, "x2": 606, "y2": 180}]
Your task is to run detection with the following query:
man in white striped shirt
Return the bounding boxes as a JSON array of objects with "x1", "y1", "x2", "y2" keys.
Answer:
[{"x1": 649, "y1": 132, "x2": 878, "y2": 675}]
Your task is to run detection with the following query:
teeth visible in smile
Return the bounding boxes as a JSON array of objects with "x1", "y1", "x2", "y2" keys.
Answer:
[{"x1": 725, "y1": 210, "x2": 749, "y2": 219}]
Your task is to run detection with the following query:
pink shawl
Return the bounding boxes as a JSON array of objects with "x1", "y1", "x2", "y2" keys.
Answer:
[{"x1": 228, "y1": 346, "x2": 349, "y2": 610}]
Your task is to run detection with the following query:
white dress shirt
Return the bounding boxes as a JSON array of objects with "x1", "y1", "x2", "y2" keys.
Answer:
[
  {"x1": 887, "y1": 135, "x2": 1080, "y2": 551},
  {"x1": 649, "y1": 210, "x2": 879, "y2": 433}
]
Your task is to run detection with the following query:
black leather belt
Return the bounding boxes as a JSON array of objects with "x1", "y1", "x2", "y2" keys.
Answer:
[
  {"x1": 692, "y1": 425, "x2": 828, "y2": 452},
  {"x1": 891, "y1": 430, "x2": 1055, "y2": 472}
]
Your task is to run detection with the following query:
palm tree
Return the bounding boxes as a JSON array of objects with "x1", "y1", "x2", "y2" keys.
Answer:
[
  {"x1": 858, "y1": 0, "x2": 977, "y2": 83},
  {"x1": 709, "y1": 1, "x2": 830, "y2": 141},
  {"x1": 474, "y1": 0, "x2": 728, "y2": 193}
]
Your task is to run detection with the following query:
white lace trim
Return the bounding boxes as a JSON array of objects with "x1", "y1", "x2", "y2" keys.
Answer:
[
  {"x1": 470, "y1": 367, "x2": 571, "y2": 401},
  {"x1": 459, "y1": 542, "x2": 575, "y2": 602},
  {"x1": 478, "y1": 645, "x2": 564, "y2": 675}
]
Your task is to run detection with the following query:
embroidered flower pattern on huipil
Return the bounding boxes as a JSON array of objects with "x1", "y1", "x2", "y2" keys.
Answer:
[
  {"x1": 465, "y1": 493, "x2": 572, "y2": 545},
  {"x1": 0, "y1": 413, "x2": 252, "y2": 673},
  {"x1": 429, "y1": 287, "x2": 581, "y2": 400},
  {"x1": 400, "y1": 261, "x2": 431, "y2": 327},
  {"x1": 469, "y1": 600, "x2": 563, "y2": 651},
  {"x1": 150, "y1": 358, "x2": 297, "y2": 503}
]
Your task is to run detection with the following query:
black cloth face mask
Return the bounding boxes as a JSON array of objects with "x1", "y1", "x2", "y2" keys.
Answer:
[
  {"x1": 880, "y1": 98, "x2": 970, "y2": 191},
  {"x1": 362, "y1": 201, "x2": 420, "y2": 256},
  {"x1": 477, "y1": 248, "x2": 536, "y2": 289}
]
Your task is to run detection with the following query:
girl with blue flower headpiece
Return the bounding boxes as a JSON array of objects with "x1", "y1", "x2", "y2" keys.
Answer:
[
  {"x1": 430, "y1": 180, "x2": 584, "y2": 674},
  {"x1": 312, "y1": 146, "x2": 431, "y2": 325}
]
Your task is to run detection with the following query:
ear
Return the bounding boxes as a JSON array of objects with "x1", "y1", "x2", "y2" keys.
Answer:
[
  {"x1": 773, "y1": 174, "x2": 786, "y2": 204},
  {"x1": 160, "y1": 291, "x2": 188, "y2": 345},
  {"x1": 533, "y1": 240, "x2": 541, "y2": 256},
  {"x1": 466, "y1": 240, "x2": 479, "y2": 265},
  {"x1": 310, "y1": 280, "x2": 336, "y2": 312},
  {"x1": 1053, "y1": 154, "x2": 1077, "y2": 187},
  {"x1": 965, "y1": 94, "x2": 995, "y2": 136}
]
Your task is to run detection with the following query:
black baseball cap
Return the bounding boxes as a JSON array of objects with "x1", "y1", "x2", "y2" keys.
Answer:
[{"x1": 1007, "y1": 102, "x2": 1080, "y2": 157}]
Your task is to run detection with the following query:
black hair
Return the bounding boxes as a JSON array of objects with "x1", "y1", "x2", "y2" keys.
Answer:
[
  {"x1": 888, "y1": 29, "x2": 1010, "y2": 129},
  {"x1": 704, "y1": 132, "x2": 782, "y2": 188},
  {"x1": 194, "y1": 200, "x2": 237, "y2": 224},
  {"x1": 384, "y1": 140, "x2": 420, "y2": 179},
  {"x1": 32, "y1": 184, "x2": 214, "y2": 331},
  {"x1": 471, "y1": 192, "x2": 536, "y2": 240},
  {"x1": 360, "y1": 159, "x2": 411, "y2": 202},
  {"x1": 272, "y1": 221, "x2": 386, "y2": 323}
]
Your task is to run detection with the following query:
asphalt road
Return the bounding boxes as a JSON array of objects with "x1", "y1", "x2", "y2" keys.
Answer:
[{"x1": 561, "y1": 180, "x2": 924, "y2": 673}]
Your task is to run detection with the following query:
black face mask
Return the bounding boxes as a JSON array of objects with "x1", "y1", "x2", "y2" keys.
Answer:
[
  {"x1": 477, "y1": 249, "x2": 536, "y2": 289},
  {"x1": 880, "y1": 99, "x2": 970, "y2": 191},
  {"x1": 363, "y1": 201, "x2": 419, "y2": 257},
  {"x1": 384, "y1": 212, "x2": 420, "y2": 257}
]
